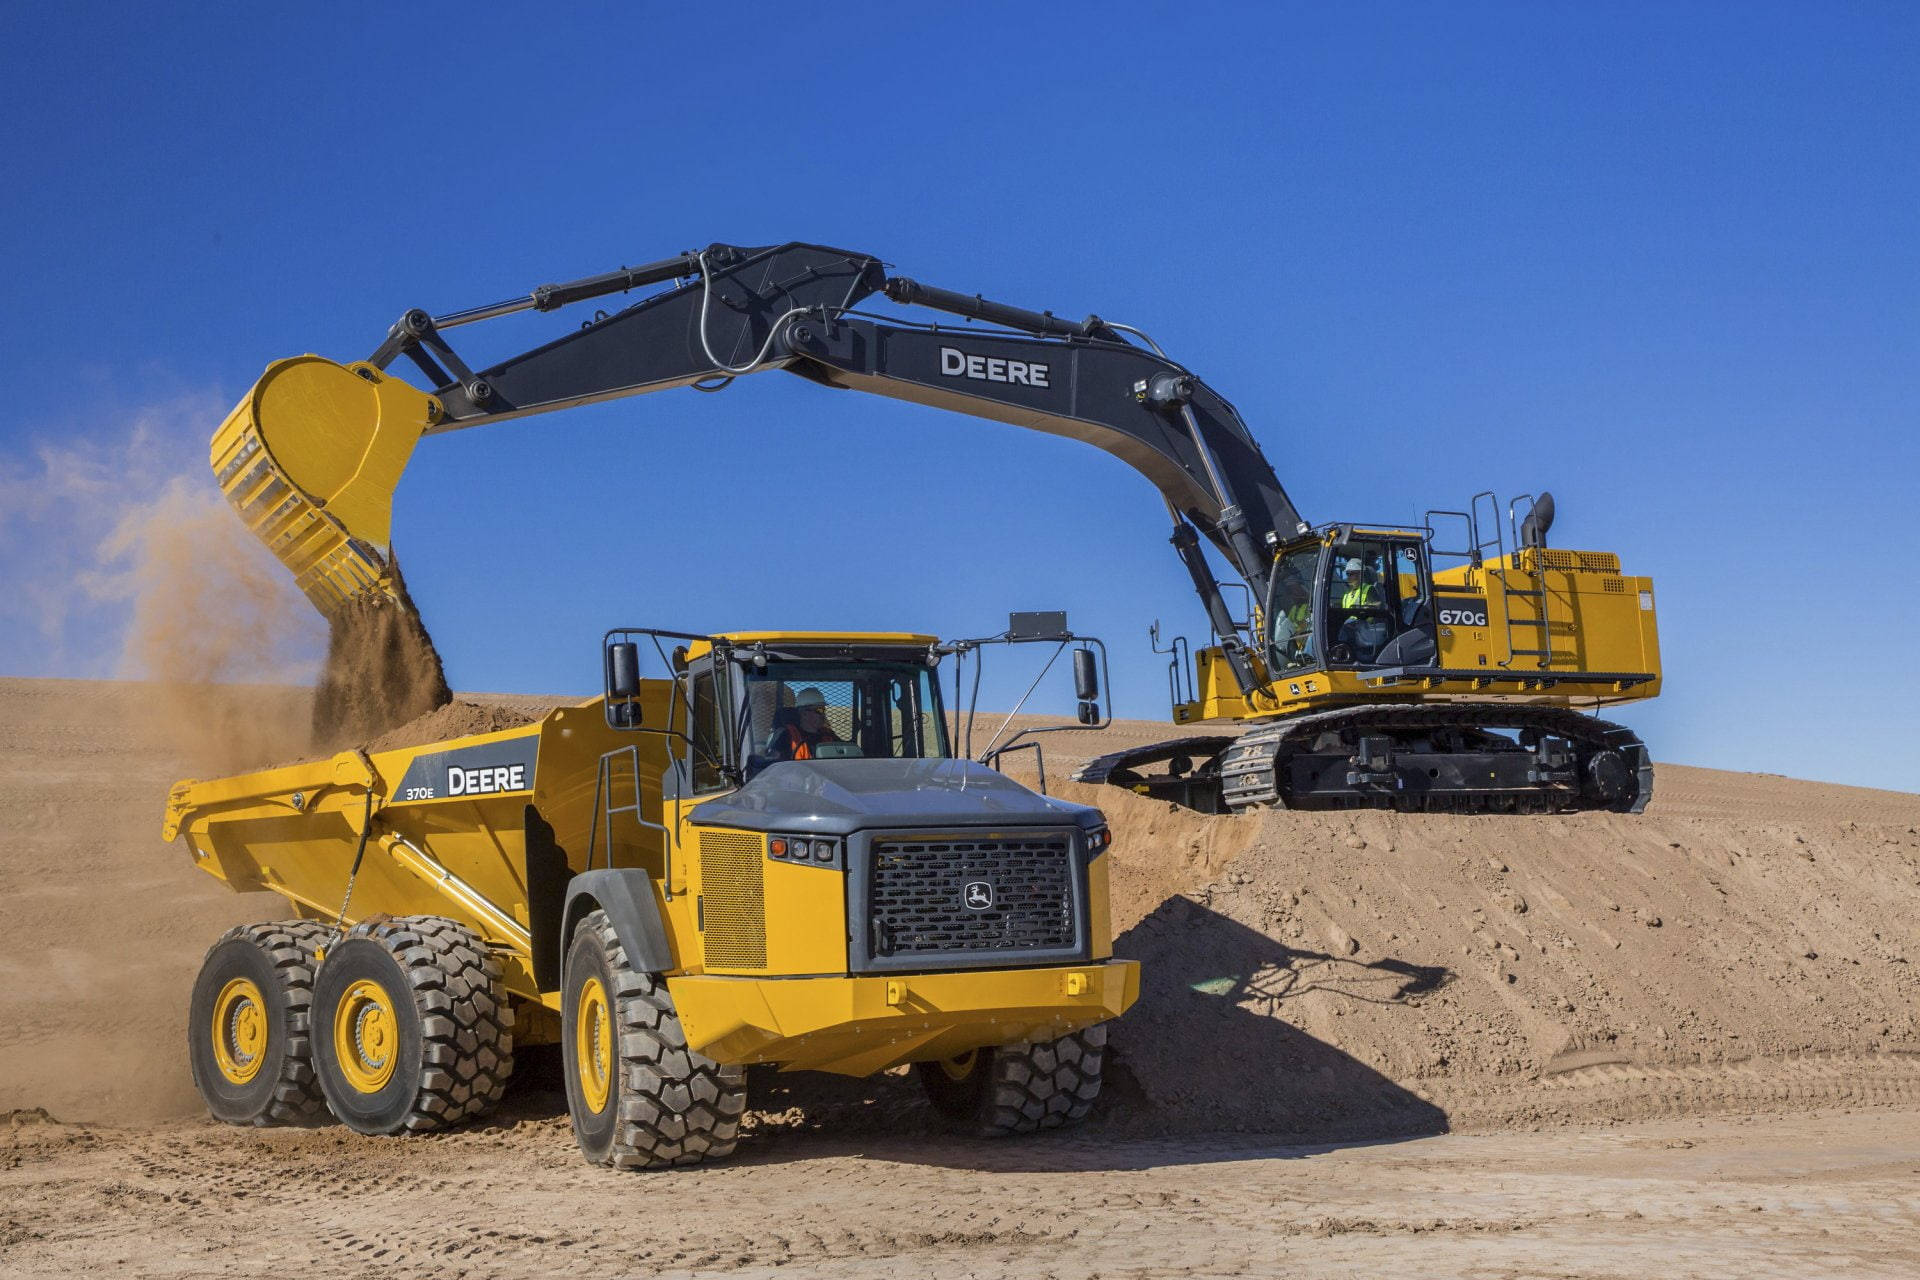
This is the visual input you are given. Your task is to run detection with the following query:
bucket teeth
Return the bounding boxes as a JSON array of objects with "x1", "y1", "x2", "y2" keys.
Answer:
[
  {"x1": 211, "y1": 415, "x2": 392, "y2": 612},
  {"x1": 208, "y1": 357, "x2": 437, "y2": 615}
]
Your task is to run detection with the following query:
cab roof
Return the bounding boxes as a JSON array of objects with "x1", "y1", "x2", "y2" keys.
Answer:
[{"x1": 684, "y1": 631, "x2": 940, "y2": 661}]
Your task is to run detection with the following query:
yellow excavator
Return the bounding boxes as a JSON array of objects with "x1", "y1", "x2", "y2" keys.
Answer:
[{"x1": 214, "y1": 241, "x2": 1659, "y2": 815}]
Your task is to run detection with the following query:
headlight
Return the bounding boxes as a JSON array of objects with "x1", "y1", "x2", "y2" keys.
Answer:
[{"x1": 766, "y1": 834, "x2": 840, "y2": 866}]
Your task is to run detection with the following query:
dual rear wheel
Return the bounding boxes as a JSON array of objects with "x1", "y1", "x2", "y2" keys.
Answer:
[{"x1": 188, "y1": 915, "x2": 513, "y2": 1133}]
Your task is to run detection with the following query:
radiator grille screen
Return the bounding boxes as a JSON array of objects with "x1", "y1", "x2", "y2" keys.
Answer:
[
  {"x1": 869, "y1": 834, "x2": 1075, "y2": 957},
  {"x1": 700, "y1": 831, "x2": 766, "y2": 969}
]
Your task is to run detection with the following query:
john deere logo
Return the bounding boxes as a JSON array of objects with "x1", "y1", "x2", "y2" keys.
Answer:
[{"x1": 963, "y1": 881, "x2": 995, "y2": 911}]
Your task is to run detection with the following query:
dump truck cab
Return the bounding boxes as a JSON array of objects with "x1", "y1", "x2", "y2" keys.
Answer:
[
  {"x1": 581, "y1": 628, "x2": 1132, "y2": 1075},
  {"x1": 673, "y1": 631, "x2": 953, "y2": 784}
]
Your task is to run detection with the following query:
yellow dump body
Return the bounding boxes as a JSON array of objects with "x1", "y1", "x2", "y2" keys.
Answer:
[
  {"x1": 163, "y1": 692, "x2": 673, "y2": 1025},
  {"x1": 163, "y1": 680, "x2": 1135, "y2": 1074}
]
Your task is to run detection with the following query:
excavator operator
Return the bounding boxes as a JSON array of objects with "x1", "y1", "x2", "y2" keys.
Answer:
[
  {"x1": 1334, "y1": 557, "x2": 1392, "y2": 662},
  {"x1": 1339, "y1": 557, "x2": 1382, "y2": 611}
]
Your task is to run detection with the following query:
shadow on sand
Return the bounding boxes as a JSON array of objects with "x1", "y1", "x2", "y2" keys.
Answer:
[
  {"x1": 716, "y1": 896, "x2": 1454, "y2": 1172},
  {"x1": 485, "y1": 896, "x2": 1453, "y2": 1172}
]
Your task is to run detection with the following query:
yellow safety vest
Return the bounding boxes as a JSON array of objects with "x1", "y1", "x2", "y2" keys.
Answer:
[{"x1": 1341, "y1": 583, "x2": 1380, "y2": 609}]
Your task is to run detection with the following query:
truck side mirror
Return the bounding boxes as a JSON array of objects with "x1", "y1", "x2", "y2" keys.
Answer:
[
  {"x1": 1077, "y1": 699, "x2": 1100, "y2": 725},
  {"x1": 1073, "y1": 647, "x2": 1100, "y2": 702},
  {"x1": 606, "y1": 640, "x2": 642, "y2": 710}
]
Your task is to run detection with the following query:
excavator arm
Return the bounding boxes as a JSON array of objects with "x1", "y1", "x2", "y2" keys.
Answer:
[{"x1": 214, "y1": 241, "x2": 1305, "y2": 688}]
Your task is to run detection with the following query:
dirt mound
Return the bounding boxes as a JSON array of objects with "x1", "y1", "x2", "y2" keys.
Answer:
[
  {"x1": 1094, "y1": 789, "x2": 1920, "y2": 1137},
  {"x1": 4, "y1": 687, "x2": 1918, "y2": 1142},
  {"x1": 364, "y1": 699, "x2": 548, "y2": 754},
  {"x1": 310, "y1": 558, "x2": 452, "y2": 749}
]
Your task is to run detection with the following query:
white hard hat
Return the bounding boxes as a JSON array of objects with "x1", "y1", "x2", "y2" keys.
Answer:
[
  {"x1": 793, "y1": 687, "x2": 827, "y2": 708},
  {"x1": 1343, "y1": 557, "x2": 1364, "y2": 574}
]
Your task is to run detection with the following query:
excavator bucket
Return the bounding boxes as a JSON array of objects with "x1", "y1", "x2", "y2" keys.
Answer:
[{"x1": 209, "y1": 357, "x2": 439, "y2": 615}]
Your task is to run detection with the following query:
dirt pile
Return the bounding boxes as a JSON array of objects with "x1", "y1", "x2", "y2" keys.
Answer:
[
  {"x1": 364, "y1": 699, "x2": 548, "y2": 753},
  {"x1": 310, "y1": 559, "x2": 452, "y2": 750},
  {"x1": 0, "y1": 679, "x2": 279, "y2": 1122},
  {"x1": 1087, "y1": 774, "x2": 1920, "y2": 1137}
]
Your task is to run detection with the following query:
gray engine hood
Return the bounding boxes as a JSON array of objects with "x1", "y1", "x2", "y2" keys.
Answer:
[{"x1": 688, "y1": 758, "x2": 1102, "y2": 836}]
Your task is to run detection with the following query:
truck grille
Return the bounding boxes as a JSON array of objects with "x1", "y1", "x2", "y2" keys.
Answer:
[{"x1": 868, "y1": 834, "x2": 1076, "y2": 957}]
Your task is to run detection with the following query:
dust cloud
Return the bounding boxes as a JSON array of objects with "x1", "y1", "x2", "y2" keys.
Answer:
[
  {"x1": 1, "y1": 405, "x2": 453, "y2": 774},
  {"x1": 0, "y1": 410, "x2": 329, "y2": 774},
  {"x1": 103, "y1": 476, "x2": 326, "y2": 774}
]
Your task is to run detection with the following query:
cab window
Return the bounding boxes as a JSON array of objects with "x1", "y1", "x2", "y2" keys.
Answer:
[
  {"x1": 1265, "y1": 544, "x2": 1321, "y2": 673},
  {"x1": 687, "y1": 668, "x2": 729, "y2": 793},
  {"x1": 1326, "y1": 540, "x2": 1404, "y2": 665},
  {"x1": 741, "y1": 662, "x2": 949, "y2": 778},
  {"x1": 1394, "y1": 543, "x2": 1429, "y2": 629}
]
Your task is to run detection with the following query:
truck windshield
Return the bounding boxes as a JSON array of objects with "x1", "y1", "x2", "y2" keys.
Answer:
[{"x1": 740, "y1": 661, "x2": 950, "y2": 778}]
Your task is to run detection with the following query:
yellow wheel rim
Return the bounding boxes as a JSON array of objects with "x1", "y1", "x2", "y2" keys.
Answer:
[
  {"x1": 936, "y1": 1049, "x2": 979, "y2": 1083},
  {"x1": 332, "y1": 978, "x2": 399, "y2": 1094},
  {"x1": 575, "y1": 975, "x2": 613, "y2": 1113},
  {"x1": 211, "y1": 977, "x2": 268, "y2": 1085}
]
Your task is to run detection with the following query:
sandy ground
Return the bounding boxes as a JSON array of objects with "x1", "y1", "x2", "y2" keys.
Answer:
[
  {"x1": 8, "y1": 1100, "x2": 1919, "y2": 1279},
  {"x1": 2, "y1": 677, "x2": 1918, "y2": 1276}
]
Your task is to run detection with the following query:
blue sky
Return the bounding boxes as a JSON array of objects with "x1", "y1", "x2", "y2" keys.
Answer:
[{"x1": 2, "y1": 3, "x2": 1915, "y2": 791}]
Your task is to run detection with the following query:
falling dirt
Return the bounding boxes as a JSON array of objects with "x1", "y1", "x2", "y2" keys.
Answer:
[{"x1": 309, "y1": 557, "x2": 452, "y2": 751}]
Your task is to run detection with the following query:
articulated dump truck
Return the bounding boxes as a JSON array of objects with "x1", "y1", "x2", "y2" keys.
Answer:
[{"x1": 164, "y1": 628, "x2": 1137, "y2": 1169}]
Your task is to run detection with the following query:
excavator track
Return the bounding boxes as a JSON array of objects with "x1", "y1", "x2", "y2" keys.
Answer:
[
  {"x1": 1071, "y1": 736, "x2": 1242, "y2": 814},
  {"x1": 1219, "y1": 703, "x2": 1652, "y2": 815},
  {"x1": 1074, "y1": 705, "x2": 1651, "y2": 816}
]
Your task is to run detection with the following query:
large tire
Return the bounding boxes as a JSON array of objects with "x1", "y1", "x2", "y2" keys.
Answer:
[
  {"x1": 561, "y1": 910, "x2": 746, "y2": 1169},
  {"x1": 917, "y1": 1023, "x2": 1108, "y2": 1137},
  {"x1": 187, "y1": 920, "x2": 332, "y2": 1126},
  {"x1": 311, "y1": 915, "x2": 513, "y2": 1134}
]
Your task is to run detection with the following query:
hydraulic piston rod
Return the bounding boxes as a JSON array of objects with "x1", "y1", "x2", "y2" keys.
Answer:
[{"x1": 884, "y1": 276, "x2": 1119, "y2": 342}]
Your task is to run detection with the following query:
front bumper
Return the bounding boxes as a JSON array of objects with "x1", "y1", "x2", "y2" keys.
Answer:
[{"x1": 667, "y1": 959, "x2": 1139, "y2": 1076}]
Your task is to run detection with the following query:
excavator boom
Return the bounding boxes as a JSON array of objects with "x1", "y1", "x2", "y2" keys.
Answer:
[{"x1": 217, "y1": 242, "x2": 1301, "y2": 658}]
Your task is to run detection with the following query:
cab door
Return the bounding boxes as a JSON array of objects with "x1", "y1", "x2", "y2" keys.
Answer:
[
  {"x1": 1321, "y1": 537, "x2": 1437, "y2": 669},
  {"x1": 1376, "y1": 540, "x2": 1439, "y2": 668}
]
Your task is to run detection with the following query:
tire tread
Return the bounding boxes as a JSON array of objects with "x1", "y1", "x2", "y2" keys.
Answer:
[
  {"x1": 577, "y1": 910, "x2": 744, "y2": 1169},
  {"x1": 329, "y1": 915, "x2": 514, "y2": 1133},
  {"x1": 194, "y1": 919, "x2": 333, "y2": 1126}
]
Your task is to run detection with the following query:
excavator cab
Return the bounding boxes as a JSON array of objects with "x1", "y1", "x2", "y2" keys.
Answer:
[{"x1": 1263, "y1": 529, "x2": 1437, "y2": 678}]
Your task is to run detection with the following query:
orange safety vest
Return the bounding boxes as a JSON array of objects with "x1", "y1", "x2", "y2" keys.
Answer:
[{"x1": 784, "y1": 725, "x2": 814, "y2": 761}]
